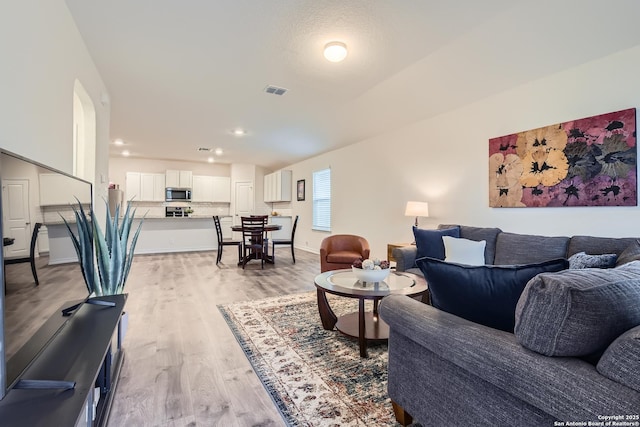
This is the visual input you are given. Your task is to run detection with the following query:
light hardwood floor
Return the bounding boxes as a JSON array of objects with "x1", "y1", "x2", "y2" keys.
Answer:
[{"x1": 108, "y1": 247, "x2": 322, "y2": 426}]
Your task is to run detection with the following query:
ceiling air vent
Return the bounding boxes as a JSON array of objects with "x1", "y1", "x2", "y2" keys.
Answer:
[
  {"x1": 264, "y1": 85, "x2": 288, "y2": 96},
  {"x1": 197, "y1": 147, "x2": 212, "y2": 152}
]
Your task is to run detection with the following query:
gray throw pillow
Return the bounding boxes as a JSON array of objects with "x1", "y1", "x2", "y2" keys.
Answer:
[
  {"x1": 568, "y1": 252, "x2": 617, "y2": 269},
  {"x1": 515, "y1": 262, "x2": 640, "y2": 356},
  {"x1": 616, "y1": 239, "x2": 640, "y2": 266},
  {"x1": 597, "y1": 325, "x2": 640, "y2": 393}
]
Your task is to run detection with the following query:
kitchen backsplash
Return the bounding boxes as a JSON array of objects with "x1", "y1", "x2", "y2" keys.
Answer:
[{"x1": 128, "y1": 201, "x2": 230, "y2": 218}]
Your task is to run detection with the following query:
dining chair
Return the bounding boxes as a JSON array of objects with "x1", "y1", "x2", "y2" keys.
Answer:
[
  {"x1": 213, "y1": 216, "x2": 241, "y2": 265},
  {"x1": 240, "y1": 216, "x2": 268, "y2": 269},
  {"x1": 272, "y1": 215, "x2": 299, "y2": 263}
]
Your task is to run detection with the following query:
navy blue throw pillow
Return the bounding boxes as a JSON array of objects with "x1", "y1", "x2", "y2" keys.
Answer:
[
  {"x1": 413, "y1": 226, "x2": 460, "y2": 262},
  {"x1": 416, "y1": 257, "x2": 569, "y2": 332}
]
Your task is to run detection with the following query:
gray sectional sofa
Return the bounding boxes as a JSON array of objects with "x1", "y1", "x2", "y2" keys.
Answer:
[{"x1": 380, "y1": 225, "x2": 640, "y2": 426}]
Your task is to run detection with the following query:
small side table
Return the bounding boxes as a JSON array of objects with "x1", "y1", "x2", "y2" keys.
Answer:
[{"x1": 387, "y1": 243, "x2": 412, "y2": 262}]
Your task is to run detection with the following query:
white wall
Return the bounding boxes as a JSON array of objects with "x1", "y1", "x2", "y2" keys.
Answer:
[
  {"x1": 0, "y1": 0, "x2": 110, "y2": 217},
  {"x1": 287, "y1": 45, "x2": 640, "y2": 259}
]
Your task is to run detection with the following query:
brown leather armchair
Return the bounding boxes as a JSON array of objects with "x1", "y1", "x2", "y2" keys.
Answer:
[{"x1": 319, "y1": 234, "x2": 370, "y2": 272}]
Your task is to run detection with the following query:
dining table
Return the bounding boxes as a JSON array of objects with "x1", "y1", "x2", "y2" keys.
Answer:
[{"x1": 230, "y1": 223, "x2": 282, "y2": 265}]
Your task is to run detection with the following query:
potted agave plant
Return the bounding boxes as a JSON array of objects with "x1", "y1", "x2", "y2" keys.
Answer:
[{"x1": 62, "y1": 199, "x2": 145, "y2": 296}]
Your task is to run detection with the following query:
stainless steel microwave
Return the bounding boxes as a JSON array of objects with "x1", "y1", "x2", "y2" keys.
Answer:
[{"x1": 165, "y1": 187, "x2": 192, "y2": 202}]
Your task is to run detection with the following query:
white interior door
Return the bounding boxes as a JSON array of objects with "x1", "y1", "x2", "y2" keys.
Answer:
[
  {"x1": 234, "y1": 181, "x2": 254, "y2": 223},
  {"x1": 2, "y1": 179, "x2": 31, "y2": 259}
]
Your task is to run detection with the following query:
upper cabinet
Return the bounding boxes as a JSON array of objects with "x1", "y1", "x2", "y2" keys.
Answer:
[
  {"x1": 125, "y1": 172, "x2": 141, "y2": 201},
  {"x1": 126, "y1": 172, "x2": 164, "y2": 201},
  {"x1": 166, "y1": 169, "x2": 192, "y2": 188},
  {"x1": 192, "y1": 175, "x2": 231, "y2": 202},
  {"x1": 142, "y1": 173, "x2": 165, "y2": 201},
  {"x1": 192, "y1": 175, "x2": 213, "y2": 202},
  {"x1": 263, "y1": 170, "x2": 292, "y2": 202},
  {"x1": 126, "y1": 170, "x2": 229, "y2": 203}
]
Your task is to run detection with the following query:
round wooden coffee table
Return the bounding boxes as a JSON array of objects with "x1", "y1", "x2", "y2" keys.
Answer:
[{"x1": 314, "y1": 269, "x2": 428, "y2": 358}]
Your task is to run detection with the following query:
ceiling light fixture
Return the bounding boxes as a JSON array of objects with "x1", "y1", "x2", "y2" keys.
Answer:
[
  {"x1": 114, "y1": 138, "x2": 124, "y2": 146},
  {"x1": 233, "y1": 128, "x2": 246, "y2": 136},
  {"x1": 121, "y1": 150, "x2": 130, "y2": 157},
  {"x1": 215, "y1": 148, "x2": 223, "y2": 156},
  {"x1": 324, "y1": 41, "x2": 348, "y2": 62},
  {"x1": 207, "y1": 157, "x2": 214, "y2": 163}
]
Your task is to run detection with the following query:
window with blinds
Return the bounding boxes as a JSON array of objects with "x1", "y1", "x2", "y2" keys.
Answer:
[{"x1": 312, "y1": 168, "x2": 331, "y2": 232}]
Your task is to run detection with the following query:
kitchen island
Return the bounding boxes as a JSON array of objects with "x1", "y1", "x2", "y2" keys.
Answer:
[
  {"x1": 45, "y1": 216, "x2": 233, "y2": 264},
  {"x1": 132, "y1": 215, "x2": 231, "y2": 254}
]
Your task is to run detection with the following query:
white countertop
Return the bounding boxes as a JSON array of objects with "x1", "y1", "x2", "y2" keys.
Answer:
[{"x1": 142, "y1": 214, "x2": 231, "y2": 219}]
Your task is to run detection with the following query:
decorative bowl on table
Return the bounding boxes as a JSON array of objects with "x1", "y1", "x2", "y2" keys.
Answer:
[{"x1": 352, "y1": 258, "x2": 391, "y2": 283}]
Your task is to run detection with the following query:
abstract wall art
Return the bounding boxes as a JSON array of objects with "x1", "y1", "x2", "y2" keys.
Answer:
[{"x1": 489, "y1": 108, "x2": 636, "y2": 207}]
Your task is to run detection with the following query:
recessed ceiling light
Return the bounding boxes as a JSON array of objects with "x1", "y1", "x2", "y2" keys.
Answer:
[
  {"x1": 233, "y1": 128, "x2": 246, "y2": 136},
  {"x1": 122, "y1": 150, "x2": 130, "y2": 157},
  {"x1": 215, "y1": 148, "x2": 223, "y2": 156},
  {"x1": 324, "y1": 41, "x2": 348, "y2": 62},
  {"x1": 207, "y1": 157, "x2": 214, "y2": 163},
  {"x1": 114, "y1": 138, "x2": 124, "y2": 146}
]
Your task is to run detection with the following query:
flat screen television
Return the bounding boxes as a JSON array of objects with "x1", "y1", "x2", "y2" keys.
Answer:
[{"x1": 0, "y1": 149, "x2": 93, "y2": 400}]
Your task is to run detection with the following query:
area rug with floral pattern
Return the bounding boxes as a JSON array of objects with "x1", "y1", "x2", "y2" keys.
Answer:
[{"x1": 218, "y1": 291, "x2": 398, "y2": 426}]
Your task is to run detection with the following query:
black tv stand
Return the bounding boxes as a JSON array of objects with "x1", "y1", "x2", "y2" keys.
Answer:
[{"x1": 0, "y1": 294, "x2": 127, "y2": 427}]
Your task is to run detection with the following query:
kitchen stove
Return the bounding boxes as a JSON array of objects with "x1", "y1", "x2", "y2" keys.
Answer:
[{"x1": 166, "y1": 206, "x2": 187, "y2": 217}]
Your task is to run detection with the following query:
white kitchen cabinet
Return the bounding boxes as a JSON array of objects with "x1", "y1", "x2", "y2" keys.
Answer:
[
  {"x1": 212, "y1": 176, "x2": 231, "y2": 202},
  {"x1": 140, "y1": 173, "x2": 155, "y2": 201},
  {"x1": 192, "y1": 175, "x2": 230, "y2": 202},
  {"x1": 180, "y1": 170, "x2": 193, "y2": 188},
  {"x1": 125, "y1": 172, "x2": 141, "y2": 201},
  {"x1": 192, "y1": 175, "x2": 214, "y2": 202},
  {"x1": 140, "y1": 173, "x2": 165, "y2": 201},
  {"x1": 166, "y1": 169, "x2": 193, "y2": 188},
  {"x1": 165, "y1": 170, "x2": 179, "y2": 188},
  {"x1": 263, "y1": 170, "x2": 292, "y2": 202},
  {"x1": 126, "y1": 172, "x2": 164, "y2": 201},
  {"x1": 153, "y1": 173, "x2": 166, "y2": 200}
]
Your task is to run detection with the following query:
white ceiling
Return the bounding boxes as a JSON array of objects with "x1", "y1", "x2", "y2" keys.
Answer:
[{"x1": 64, "y1": 0, "x2": 640, "y2": 170}]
